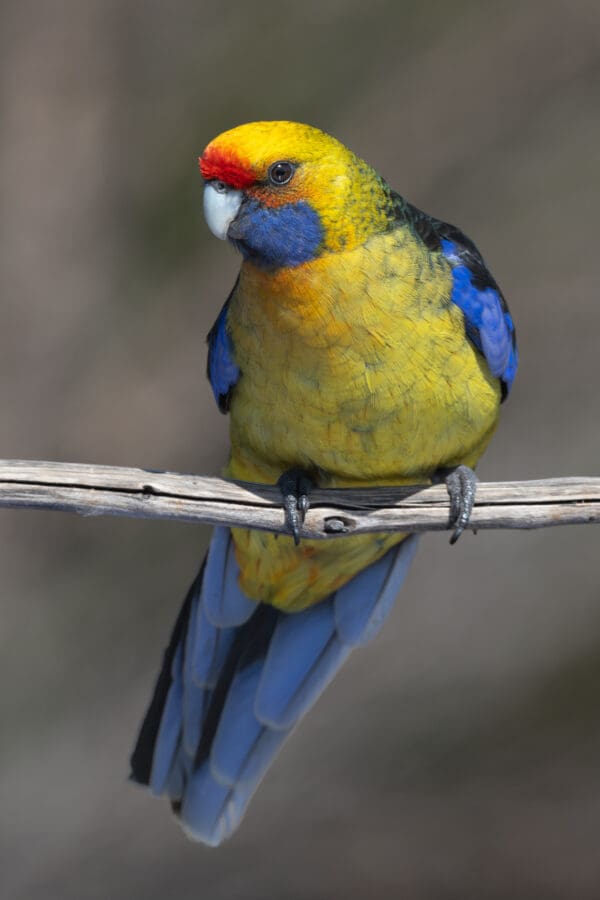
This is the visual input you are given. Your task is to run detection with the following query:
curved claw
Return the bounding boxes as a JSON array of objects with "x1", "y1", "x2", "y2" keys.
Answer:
[
  {"x1": 442, "y1": 465, "x2": 478, "y2": 544},
  {"x1": 277, "y1": 468, "x2": 314, "y2": 545}
]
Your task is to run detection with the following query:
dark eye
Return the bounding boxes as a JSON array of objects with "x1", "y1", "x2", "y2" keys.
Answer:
[{"x1": 268, "y1": 161, "x2": 295, "y2": 186}]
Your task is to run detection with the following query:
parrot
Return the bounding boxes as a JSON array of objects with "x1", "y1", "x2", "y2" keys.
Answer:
[{"x1": 130, "y1": 121, "x2": 517, "y2": 845}]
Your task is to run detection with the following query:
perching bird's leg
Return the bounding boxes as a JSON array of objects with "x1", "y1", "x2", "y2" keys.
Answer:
[
  {"x1": 436, "y1": 465, "x2": 478, "y2": 544},
  {"x1": 277, "y1": 468, "x2": 314, "y2": 545}
]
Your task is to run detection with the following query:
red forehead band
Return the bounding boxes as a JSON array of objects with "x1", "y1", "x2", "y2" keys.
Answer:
[{"x1": 199, "y1": 146, "x2": 256, "y2": 190}]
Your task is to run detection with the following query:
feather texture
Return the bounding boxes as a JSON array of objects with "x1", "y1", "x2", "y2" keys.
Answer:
[
  {"x1": 133, "y1": 119, "x2": 517, "y2": 845},
  {"x1": 131, "y1": 529, "x2": 419, "y2": 844}
]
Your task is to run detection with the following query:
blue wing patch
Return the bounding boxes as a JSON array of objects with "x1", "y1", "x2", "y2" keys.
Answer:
[
  {"x1": 441, "y1": 238, "x2": 517, "y2": 397},
  {"x1": 206, "y1": 280, "x2": 240, "y2": 413},
  {"x1": 391, "y1": 194, "x2": 518, "y2": 400}
]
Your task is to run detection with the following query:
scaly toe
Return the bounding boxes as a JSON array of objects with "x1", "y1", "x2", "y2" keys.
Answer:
[
  {"x1": 442, "y1": 465, "x2": 478, "y2": 544},
  {"x1": 277, "y1": 468, "x2": 314, "y2": 545}
]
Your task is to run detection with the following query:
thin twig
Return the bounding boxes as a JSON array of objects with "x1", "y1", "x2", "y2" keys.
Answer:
[{"x1": 0, "y1": 459, "x2": 598, "y2": 540}]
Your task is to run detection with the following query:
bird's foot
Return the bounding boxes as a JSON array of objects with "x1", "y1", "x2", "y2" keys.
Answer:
[
  {"x1": 436, "y1": 465, "x2": 478, "y2": 545},
  {"x1": 277, "y1": 468, "x2": 314, "y2": 545}
]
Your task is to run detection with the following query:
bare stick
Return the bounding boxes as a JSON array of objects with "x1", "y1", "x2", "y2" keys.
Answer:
[{"x1": 0, "y1": 459, "x2": 598, "y2": 540}]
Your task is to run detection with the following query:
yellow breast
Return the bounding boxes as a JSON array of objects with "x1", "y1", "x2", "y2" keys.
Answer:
[{"x1": 224, "y1": 227, "x2": 501, "y2": 610}]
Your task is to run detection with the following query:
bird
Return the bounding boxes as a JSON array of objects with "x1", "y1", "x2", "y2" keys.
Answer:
[{"x1": 130, "y1": 120, "x2": 518, "y2": 845}]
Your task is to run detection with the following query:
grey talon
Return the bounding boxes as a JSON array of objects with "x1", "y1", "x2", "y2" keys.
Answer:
[
  {"x1": 277, "y1": 468, "x2": 314, "y2": 545},
  {"x1": 443, "y1": 465, "x2": 478, "y2": 544}
]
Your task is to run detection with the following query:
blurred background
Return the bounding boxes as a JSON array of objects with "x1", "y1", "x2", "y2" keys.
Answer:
[{"x1": 1, "y1": 1, "x2": 599, "y2": 897}]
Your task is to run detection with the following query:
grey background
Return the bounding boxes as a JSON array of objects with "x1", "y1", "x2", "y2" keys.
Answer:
[{"x1": 1, "y1": 1, "x2": 599, "y2": 897}]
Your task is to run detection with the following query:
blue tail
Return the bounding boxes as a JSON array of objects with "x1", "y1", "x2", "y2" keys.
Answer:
[{"x1": 130, "y1": 527, "x2": 419, "y2": 845}]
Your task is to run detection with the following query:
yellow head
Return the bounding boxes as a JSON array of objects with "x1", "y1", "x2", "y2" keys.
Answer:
[{"x1": 199, "y1": 121, "x2": 395, "y2": 266}]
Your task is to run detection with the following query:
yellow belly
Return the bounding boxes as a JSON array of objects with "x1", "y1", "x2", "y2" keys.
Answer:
[{"x1": 224, "y1": 228, "x2": 501, "y2": 610}]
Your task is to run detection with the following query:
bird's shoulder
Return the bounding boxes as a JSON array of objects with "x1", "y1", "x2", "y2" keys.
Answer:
[{"x1": 390, "y1": 192, "x2": 518, "y2": 398}]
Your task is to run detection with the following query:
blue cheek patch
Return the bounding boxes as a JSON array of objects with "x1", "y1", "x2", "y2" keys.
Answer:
[
  {"x1": 207, "y1": 298, "x2": 240, "y2": 413},
  {"x1": 441, "y1": 239, "x2": 518, "y2": 395},
  {"x1": 232, "y1": 199, "x2": 324, "y2": 268}
]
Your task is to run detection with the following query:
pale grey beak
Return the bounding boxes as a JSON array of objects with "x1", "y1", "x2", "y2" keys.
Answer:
[{"x1": 203, "y1": 181, "x2": 243, "y2": 240}]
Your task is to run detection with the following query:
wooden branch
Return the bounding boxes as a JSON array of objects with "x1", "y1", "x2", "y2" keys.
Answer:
[{"x1": 0, "y1": 459, "x2": 599, "y2": 540}]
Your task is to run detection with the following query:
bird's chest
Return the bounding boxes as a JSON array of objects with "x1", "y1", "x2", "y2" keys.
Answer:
[{"x1": 225, "y1": 248, "x2": 499, "y2": 485}]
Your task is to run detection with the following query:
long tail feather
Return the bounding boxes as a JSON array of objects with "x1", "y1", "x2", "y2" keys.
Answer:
[{"x1": 131, "y1": 528, "x2": 418, "y2": 845}]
